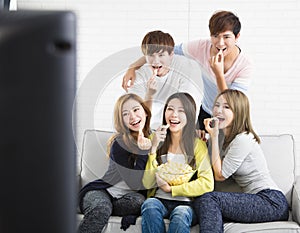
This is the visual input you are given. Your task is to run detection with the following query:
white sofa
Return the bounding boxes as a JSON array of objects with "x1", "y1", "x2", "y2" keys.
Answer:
[{"x1": 77, "y1": 129, "x2": 300, "y2": 233}]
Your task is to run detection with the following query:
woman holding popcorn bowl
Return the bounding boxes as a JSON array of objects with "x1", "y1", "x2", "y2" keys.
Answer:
[{"x1": 141, "y1": 92, "x2": 214, "y2": 233}]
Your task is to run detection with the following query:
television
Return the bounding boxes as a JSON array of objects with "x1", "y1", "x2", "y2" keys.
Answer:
[{"x1": 0, "y1": 10, "x2": 77, "y2": 233}]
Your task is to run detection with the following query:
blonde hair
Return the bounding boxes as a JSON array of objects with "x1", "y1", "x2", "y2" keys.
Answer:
[
  {"x1": 107, "y1": 93, "x2": 151, "y2": 156},
  {"x1": 215, "y1": 89, "x2": 260, "y2": 149}
]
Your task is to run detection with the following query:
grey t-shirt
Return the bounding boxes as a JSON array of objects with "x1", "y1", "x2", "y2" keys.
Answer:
[{"x1": 221, "y1": 132, "x2": 279, "y2": 194}]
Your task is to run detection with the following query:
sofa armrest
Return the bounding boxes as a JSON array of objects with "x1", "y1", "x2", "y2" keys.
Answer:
[{"x1": 292, "y1": 176, "x2": 300, "y2": 225}]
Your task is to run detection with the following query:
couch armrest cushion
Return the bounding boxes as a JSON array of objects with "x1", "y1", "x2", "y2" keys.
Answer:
[
  {"x1": 292, "y1": 176, "x2": 300, "y2": 225},
  {"x1": 79, "y1": 130, "x2": 114, "y2": 188}
]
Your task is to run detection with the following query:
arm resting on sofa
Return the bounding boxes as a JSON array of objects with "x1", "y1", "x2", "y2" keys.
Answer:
[{"x1": 292, "y1": 176, "x2": 300, "y2": 225}]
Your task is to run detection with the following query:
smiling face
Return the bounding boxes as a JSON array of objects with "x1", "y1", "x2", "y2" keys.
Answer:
[
  {"x1": 210, "y1": 30, "x2": 239, "y2": 57},
  {"x1": 145, "y1": 50, "x2": 173, "y2": 77},
  {"x1": 122, "y1": 98, "x2": 147, "y2": 132},
  {"x1": 212, "y1": 94, "x2": 234, "y2": 130},
  {"x1": 164, "y1": 98, "x2": 187, "y2": 133}
]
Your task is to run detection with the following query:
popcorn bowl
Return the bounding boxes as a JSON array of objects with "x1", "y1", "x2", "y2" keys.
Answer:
[{"x1": 156, "y1": 161, "x2": 196, "y2": 186}]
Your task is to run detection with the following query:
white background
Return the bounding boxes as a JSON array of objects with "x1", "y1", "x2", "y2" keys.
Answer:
[{"x1": 17, "y1": 0, "x2": 300, "y2": 175}]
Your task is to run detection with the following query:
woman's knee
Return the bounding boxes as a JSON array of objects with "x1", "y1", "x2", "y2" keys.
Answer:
[
  {"x1": 141, "y1": 198, "x2": 165, "y2": 216},
  {"x1": 142, "y1": 198, "x2": 162, "y2": 210},
  {"x1": 82, "y1": 190, "x2": 112, "y2": 213},
  {"x1": 171, "y1": 205, "x2": 193, "y2": 219},
  {"x1": 194, "y1": 192, "x2": 215, "y2": 206}
]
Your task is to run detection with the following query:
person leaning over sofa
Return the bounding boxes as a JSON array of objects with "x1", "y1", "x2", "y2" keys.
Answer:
[
  {"x1": 78, "y1": 93, "x2": 152, "y2": 233},
  {"x1": 125, "y1": 30, "x2": 202, "y2": 129},
  {"x1": 122, "y1": 11, "x2": 252, "y2": 140},
  {"x1": 141, "y1": 92, "x2": 214, "y2": 233},
  {"x1": 193, "y1": 89, "x2": 289, "y2": 233}
]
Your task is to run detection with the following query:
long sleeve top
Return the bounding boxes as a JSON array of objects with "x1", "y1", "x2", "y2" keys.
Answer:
[
  {"x1": 143, "y1": 138, "x2": 214, "y2": 198},
  {"x1": 78, "y1": 136, "x2": 149, "y2": 212}
]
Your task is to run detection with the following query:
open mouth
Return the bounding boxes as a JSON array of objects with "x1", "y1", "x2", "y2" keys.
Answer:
[
  {"x1": 152, "y1": 65, "x2": 162, "y2": 70},
  {"x1": 169, "y1": 120, "x2": 180, "y2": 125},
  {"x1": 130, "y1": 119, "x2": 141, "y2": 126},
  {"x1": 216, "y1": 117, "x2": 225, "y2": 123},
  {"x1": 217, "y1": 48, "x2": 226, "y2": 52}
]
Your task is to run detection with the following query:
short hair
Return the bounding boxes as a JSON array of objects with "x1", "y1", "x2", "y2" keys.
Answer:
[
  {"x1": 209, "y1": 10, "x2": 241, "y2": 37},
  {"x1": 141, "y1": 30, "x2": 174, "y2": 55}
]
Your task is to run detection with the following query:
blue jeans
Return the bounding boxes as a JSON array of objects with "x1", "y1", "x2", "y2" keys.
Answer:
[
  {"x1": 193, "y1": 189, "x2": 289, "y2": 233},
  {"x1": 141, "y1": 197, "x2": 196, "y2": 233}
]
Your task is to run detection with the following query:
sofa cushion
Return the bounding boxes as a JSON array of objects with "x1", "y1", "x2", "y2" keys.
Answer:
[
  {"x1": 214, "y1": 134, "x2": 295, "y2": 206},
  {"x1": 223, "y1": 221, "x2": 300, "y2": 233},
  {"x1": 79, "y1": 129, "x2": 113, "y2": 187},
  {"x1": 78, "y1": 130, "x2": 300, "y2": 232},
  {"x1": 260, "y1": 134, "x2": 295, "y2": 205}
]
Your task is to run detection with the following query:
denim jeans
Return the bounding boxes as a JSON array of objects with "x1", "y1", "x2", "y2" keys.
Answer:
[
  {"x1": 141, "y1": 197, "x2": 196, "y2": 233},
  {"x1": 193, "y1": 189, "x2": 289, "y2": 233}
]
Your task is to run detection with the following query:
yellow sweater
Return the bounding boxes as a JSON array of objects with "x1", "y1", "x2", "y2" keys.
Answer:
[{"x1": 143, "y1": 138, "x2": 214, "y2": 198}]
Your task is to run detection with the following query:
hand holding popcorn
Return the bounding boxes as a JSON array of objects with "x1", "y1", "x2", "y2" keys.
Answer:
[{"x1": 156, "y1": 161, "x2": 195, "y2": 186}]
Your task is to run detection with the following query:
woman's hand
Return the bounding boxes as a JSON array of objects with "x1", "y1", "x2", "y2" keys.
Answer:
[
  {"x1": 155, "y1": 173, "x2": 171, "y2": 193},
  {"x1": 137, "y1": 129, "x2": 152, "y2": 150},
  {"x1": 196, "y1": 129, "x2": 208, "y2": 142},
  {"x1": 151, "y1": 124, "x2": 169, "y2": 153},
  {"x1": 204, "y1": 117, "x2": 219, "y2": 138}
]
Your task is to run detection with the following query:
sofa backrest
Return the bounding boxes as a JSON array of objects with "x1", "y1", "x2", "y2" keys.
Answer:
[{"x1": 78, "y1": 130, "x2": 296, "y2": 203}]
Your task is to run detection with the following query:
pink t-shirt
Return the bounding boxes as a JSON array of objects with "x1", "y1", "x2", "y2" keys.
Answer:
[{"x1": 180, "y1": 39, "x2": 252, "y2": 114}]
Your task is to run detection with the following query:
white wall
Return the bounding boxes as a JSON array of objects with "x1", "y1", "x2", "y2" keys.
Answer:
[{"x1": 17, "y1": 0, "x2": 300, "y2": 175}]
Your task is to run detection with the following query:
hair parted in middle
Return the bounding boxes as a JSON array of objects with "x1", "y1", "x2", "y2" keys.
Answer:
[
  {"x1": 107, "y1": 93, "x2": 152, "y2": 156},
  {"x1": 156, "y1": 92, "x2": 197, "y2": 169}
]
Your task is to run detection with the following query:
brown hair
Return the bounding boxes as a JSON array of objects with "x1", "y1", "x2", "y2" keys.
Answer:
[
  {"x1": 157, "y1": 92, "x2": 197, "y2": 169},
  {"x1": 215, "y1": 89, "x2": 260, "y2": 149},
  {"x1": 209, "y1": 10, "x2": 241, "y2": 37},
  {"x1": 107, "y1": 93, "x2": 151, "y2": 155},
  {"x1": 141, "y1": 30, "x2": 174, "y2": 55}
]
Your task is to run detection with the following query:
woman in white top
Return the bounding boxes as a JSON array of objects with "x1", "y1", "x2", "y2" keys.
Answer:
[{"x1": 193, "y1": 89, "x2": 289, "y2": 233}]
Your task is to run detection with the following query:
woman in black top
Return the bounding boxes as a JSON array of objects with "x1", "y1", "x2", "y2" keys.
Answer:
[{"x1": 78, "y1": 93, "x2": 152, "y2": 233}]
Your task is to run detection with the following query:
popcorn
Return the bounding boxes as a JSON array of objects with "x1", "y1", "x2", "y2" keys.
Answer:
[{"x1": 156, "y1": 161, "x2": 195, "y2": 186}]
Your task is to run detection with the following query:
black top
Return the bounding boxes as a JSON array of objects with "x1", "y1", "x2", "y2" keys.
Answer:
[{"x1": 78, "y1": 136, "x2": 149, "y2": 212}]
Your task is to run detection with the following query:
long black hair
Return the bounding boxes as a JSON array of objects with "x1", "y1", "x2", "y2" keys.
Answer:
[{"x1": 156, "y1": 92, "x2": 197, "y2": 169}]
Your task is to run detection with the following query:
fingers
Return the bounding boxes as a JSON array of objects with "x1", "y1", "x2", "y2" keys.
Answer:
[
  {"x1": 138, "y1": 128, "x2": 144, "y2": 138},
  {"x1": 210, "y1": 49, "x2": 224, "y2": 66},
  {"x1": 147, "y1": 76, "x2": 156, "y2": 87},
  {"x1": 196, "y1": 129, "x2": 207, "y2": 141},
  {"x1": 160, "y1": 124, "x2": 170, "y2": 132},
  {"x1": 158, "y1": 124, "x2": 169, "y2": 139},
  {"x1": 217, "y1": 50, "x2": 223, "y2": 62},
  {"x1": 122, "y1": 76, "x2": 130, "y2": 92},
  {"x1": 122, "y1": 69, "x2": 136, "y2": 92},
  {"x1": 137, "y1": 128, "x2": 152, "y2": 150},
  {"x1": 155, "y1": 173, "x2": 167, "y2": 187}
]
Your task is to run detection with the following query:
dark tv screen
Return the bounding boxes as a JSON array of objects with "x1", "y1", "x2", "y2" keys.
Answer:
[{"x1": 0, "y1": 10, "x2": 77, "y2": 233}]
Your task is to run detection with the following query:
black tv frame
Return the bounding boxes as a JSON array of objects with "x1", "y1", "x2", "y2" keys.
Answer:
[{"x1": 0, "y1": 10, "x2": 77, "y2": 233}]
